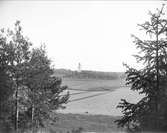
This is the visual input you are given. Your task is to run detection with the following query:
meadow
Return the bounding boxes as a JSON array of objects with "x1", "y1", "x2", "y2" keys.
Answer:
[
  {"x1": 56, "y1": 70, "x2": 144, "y2": 115},
  {"x1": 52, "y1": 69, "x2": 143, "y2": 133}
]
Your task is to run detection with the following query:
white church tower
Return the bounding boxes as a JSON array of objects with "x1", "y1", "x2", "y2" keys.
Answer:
[{"x1": 77, "y1": 62, "x2": 82, "y2": 72}]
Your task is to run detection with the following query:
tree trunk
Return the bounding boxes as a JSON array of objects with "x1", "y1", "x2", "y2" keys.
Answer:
[
  {"x1": 32, "y1": 88, "x2": 35, "y2": 133},
  {"x1": 32, "y1": 104, "x2": 34, "y2": 133},
  {"x1": 15, "y1": 86, "x2": 19, "y2": 133}
]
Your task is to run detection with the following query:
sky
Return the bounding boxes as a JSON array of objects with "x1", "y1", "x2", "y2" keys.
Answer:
[{"x1": 0, "y1": 0, "x2": 166, "y2": 72}]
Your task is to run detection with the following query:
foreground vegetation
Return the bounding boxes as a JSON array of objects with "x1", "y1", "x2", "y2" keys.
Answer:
[
  {"x1": 0, "y1": 21, "x2": 69, "y2": 133},
  {"x1": 44, "y1": 113, "x2": 124, "y2": 133}
]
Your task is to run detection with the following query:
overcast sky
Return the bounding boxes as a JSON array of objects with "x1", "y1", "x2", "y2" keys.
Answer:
[{"x1": 0, "y1": 1, "x2": 166, "y2": 72}]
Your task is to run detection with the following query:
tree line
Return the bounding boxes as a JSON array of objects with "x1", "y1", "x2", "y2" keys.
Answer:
[
  {"x1": 0, "y1": 21, "x2": 69, "y2": 133},
  {"x1": 54, "y1": 69, "x2": 122, "y2": 80}
]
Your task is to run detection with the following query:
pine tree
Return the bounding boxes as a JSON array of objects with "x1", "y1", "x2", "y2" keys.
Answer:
[
  {"x1": 115, "y1": 5, "x2": 167, "y2": 132},
  {"x1": 0, "y1": 21, "x2": 32, "y2": 133}
]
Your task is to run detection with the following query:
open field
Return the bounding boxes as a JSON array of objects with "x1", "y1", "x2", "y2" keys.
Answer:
[
  {"x1": 53, "y1": 69, "x2": 143, "y2": 132},
  {"x1": 58, "y1": 87, "x2": 143, "y2": 116},
  {"x1": 54, "y1": 70, "x2": 144, "y2": 116}
]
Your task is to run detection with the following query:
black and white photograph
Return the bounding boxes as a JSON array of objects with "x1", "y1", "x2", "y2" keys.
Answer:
[{"x1": 0, "y1": 0, "x2": 167, "y2": 132}]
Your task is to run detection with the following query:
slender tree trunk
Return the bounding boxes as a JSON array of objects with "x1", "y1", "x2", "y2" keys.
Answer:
[
  {"x1": 15, "y1": 86, "x2": 19, "y2": 133},
  {"x1": 32, "y1": 88, "x2": 35, "y2": 133},
  {"x1": 32, "y1": 104, "x2": 34, "y2": 133}
]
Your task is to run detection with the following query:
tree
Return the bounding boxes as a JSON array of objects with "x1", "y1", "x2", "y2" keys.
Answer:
[
  {"x1": 23, "y1": 46, "x2": 69, "y2": 132},
  {"x1": 115, "y1": 5, "x2": 167, "y2": 132}
]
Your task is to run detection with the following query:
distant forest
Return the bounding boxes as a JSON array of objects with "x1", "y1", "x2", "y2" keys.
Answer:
[{"x1": 54, "y1": 69, "x2": 125, "y2": 80}]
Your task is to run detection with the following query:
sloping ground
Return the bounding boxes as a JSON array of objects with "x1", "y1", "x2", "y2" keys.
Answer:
[{"x1": 49, "y1": 113, "x2": 125, "y2": 133}]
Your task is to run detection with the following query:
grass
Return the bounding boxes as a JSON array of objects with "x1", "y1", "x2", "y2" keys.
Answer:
[
  {"x1": 49, "y1": 113, "x2": 125, "y2": 133},
  {"x1": 62, "y1": 78, "x2": 126, "y2": 91}
]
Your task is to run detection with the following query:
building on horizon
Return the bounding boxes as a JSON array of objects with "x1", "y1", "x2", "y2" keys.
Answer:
[{"x1": 77, "y1": 62, "x2": 82, "y2": 72}]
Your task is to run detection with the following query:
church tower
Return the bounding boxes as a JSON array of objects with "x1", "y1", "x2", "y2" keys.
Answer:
[{"x1": 78, "y1": 62, "x2": 82, "y2": 72}]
